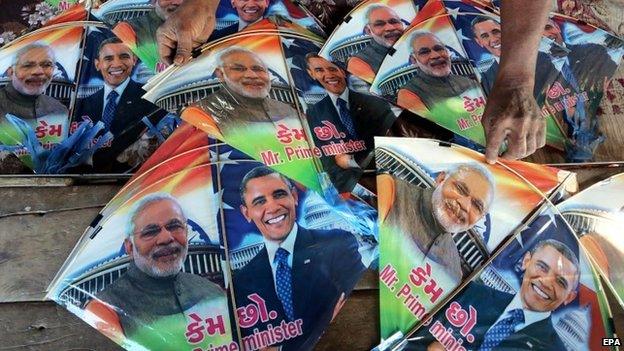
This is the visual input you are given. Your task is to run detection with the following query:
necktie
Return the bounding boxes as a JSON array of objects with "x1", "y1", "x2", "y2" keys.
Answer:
[
  {"x1": 274, "y1": 247, "x2": 294, "y2": 321},
  {"x1": 102, "y1": 90, "x2": 119, "y2": 131},
  {"x1": 336, "y1": 97, "x2": 358, "y2": 139},
  {"x1": 479, "y1": 308, "x2": 524, "y2": 351}
]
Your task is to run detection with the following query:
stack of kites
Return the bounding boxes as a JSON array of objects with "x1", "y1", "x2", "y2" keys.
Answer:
[{"x1": 1, "y1": 0, "x2": 624, "y2": 350}]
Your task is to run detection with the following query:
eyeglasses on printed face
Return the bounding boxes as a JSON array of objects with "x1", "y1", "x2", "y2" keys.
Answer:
[{"x1": 134, "y1": 218, "x2": 186, "y2": 240}]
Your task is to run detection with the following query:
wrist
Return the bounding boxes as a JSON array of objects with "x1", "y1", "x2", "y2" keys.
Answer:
[{"x1": 493, "y1": 68, "x2": 535, "y2": 89}]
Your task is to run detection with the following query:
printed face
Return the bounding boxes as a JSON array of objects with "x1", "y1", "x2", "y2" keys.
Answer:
[
  {"x1": 231, "y1": 0, "x2": 269, "y2": 23},
  {"x1": 216, "y1": 51, "x2": 271, "y2": 98},
  {"x1": 9, "y1": 47, "x2": 54, "y2": 96},
  {"x1": 520, "y1": 245, "x2": 579, "y2": 312},
  {"x1": 240, "y1": 174, "x2": 298, "y2": 243},
  {"x1": 306, "y1": 56, "x2": 347, "y2": 95},
  {"x1": 412, "y1": 34, "x2": 451, "y2": 77},
  {"x1": 473, "y1": 19, "x2": 501, "y2": 57},
  {"x1": 431, "y1": 167, "x2": 492, "y2": 233},
  {"x1": 95, "y1": 43, "x2": 137, "y2": 87},
  {"x1": 155, "y1": 0, "x2": 185, "y2": 20},
  {"x1": 365, "y1": 7, "x2": 405, "y2": 48},
  {"x1": 125, "y1": 199, "x2": 188, "y2": 277},
  {"x1": 543, "y1": 19, "x2": 564, "y2": 45}
]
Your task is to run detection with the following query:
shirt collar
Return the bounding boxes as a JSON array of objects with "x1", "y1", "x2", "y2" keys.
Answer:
[
  {"x1": 502, "y1": 292, "x2": 550, "y2": 332},
  {"x1": 104, "y1": 77, "x2": 131, "y2": 101},
  {"x1": 328, "y1": 89, "x2": 349, "y2": 110},
  {"x1": 238, "y1": 19, "x2": 250, "y2": 31},
  {"x1": 265, "y1": 223, "x2": 298, "y2": 265}
]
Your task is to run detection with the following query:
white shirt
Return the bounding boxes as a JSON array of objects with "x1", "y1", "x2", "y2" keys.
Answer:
[
  {"x1": 264, "y1": 223, "x2": 298, "y2": 292},
  {"x1": 102, "y1": 77, "x2": 130, "y2": 115},
  {"x1": 488, "y1": 292, "x2": 550, "y2": 334},
  {"x1": 327, "y1": 89, "x2": 350, "y2": 117},
  {"x1": 238, "y1": 19, "x2": 250, "y2": 31}
]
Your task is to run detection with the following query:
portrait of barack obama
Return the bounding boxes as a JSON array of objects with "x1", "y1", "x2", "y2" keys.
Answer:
[{"x1": 233, "y1": 166, "x2": 365, "y2": 350}]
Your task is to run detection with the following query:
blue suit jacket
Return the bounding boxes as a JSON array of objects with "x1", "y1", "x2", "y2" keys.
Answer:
[
  {"x1": 232, "y1": 226, "x2": 365, "y2": 350},
  {"x1": 407, "y1": 281, "x2": 568, "y2": 350},
  {"x1": 73, "y1": 79, "x2": 166, "y2": 172},
  {"x1": 306, "y1": 89, "x2": 396, "y2": 192}
]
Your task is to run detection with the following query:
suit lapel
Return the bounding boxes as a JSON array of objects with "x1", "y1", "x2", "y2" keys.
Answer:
[
  {"x1": 292, "y1": 227, "x2": 316, "y2": 319},
  {"x1": 322, "y1": 95, "x2": 340, "y2": 123},
  {"x1": 240, "y1": 249, "x2": 288, "y2": 321}
]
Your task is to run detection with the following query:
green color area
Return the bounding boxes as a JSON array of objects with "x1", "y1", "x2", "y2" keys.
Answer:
[
  {"x1": 379, "y1": 223, "x2": 451, "y2": 339},
  {"x1": 226, "y1": 123, "x2": 322, "y2": 193},
  {"x1": 45, "y1": 0, "x2": 78, "y2": 8},
  {"x1": 425, "y1": 95, "x2": 486, "y2": 146},
  {"x1": 134, "y1": 42, "x2": 160, "y2": 73},
  {"x1": 122, "y1": 314, "x2": 234, "y2": 351}
]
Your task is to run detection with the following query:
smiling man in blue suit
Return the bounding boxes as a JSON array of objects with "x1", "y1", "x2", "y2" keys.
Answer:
[
  {"x1": 304, "y1": 54, "x2": 396, "y2": 192},
  {"x1": 73, "y1": 37, "x2": 166, "y2": 172},
  {"x1": 233, "y1": 166, "x2": 365, "y2": 351}
]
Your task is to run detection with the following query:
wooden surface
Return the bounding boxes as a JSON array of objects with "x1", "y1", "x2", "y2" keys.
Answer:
[{"x1": 0, "y1": 169, "x2": 622, "y2": 350}]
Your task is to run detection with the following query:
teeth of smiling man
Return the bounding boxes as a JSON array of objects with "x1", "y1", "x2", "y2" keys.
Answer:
[
  {"x1": 109, "y1": 69, "x2": 124, "y2": 76},
  {"x1": 244, "y1": 8, "x2": 259, "y2": 13},
  {"x1": 532, "y1": 283, "x2": 550, "y2": 299},
  {"x1": 266, "y1": 214, "x2": 286, "y2": 224}
]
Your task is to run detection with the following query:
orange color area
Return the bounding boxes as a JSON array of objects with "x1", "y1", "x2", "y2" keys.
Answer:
[
  {"x1": 209, "y1": 29, "x2": 281, "y2": 55},
  {"x1": 411, "y1": 0, "x2": 446, "y2": 26},
  {"x1": 10, "y1": 25, "x2": 84, "y2": 48},
  {"x1": 136, "y1": 123, "x2": 210, "y2": 175},
  {"x1": 580, "y1": 235, "x2": 609, "y2": 277},
  {"x1": 377, "y1": 174, "x2": 396, "y2": 223},
  {"x1": 113, "y1": 22, "x2": 138, "y2": 49},
  {"x1": 347, "y1": 56, "x2": 375, "y2": 83},
  {"x1": 45, "y1": 3, "x2": 87, "y2": 26},
  {"x1": 497, "y1": 159, "x2": 561, "y2": 194},
  {"x1": 84, "y1": 299, "x2": 125, "y2": 343},
  {"x1": 181, "y1": 106, "x2": 223, "y2": 139},
  {"x1": 396, "y1": 88, "x2": 429, "y2": 116}
]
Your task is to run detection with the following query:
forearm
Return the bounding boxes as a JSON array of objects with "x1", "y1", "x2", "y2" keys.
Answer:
[{"x1": 497, "y1": 0, "x2": 551, "y2": 85}]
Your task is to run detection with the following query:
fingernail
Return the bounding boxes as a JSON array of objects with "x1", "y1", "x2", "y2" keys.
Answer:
[{"x1": 174, "y1": 54, "x2": 184, "y2": 65}]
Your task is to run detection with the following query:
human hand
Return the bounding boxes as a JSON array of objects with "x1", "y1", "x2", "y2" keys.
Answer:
[
  {"x1": 156, "y1": 0, "x2": 217, "y2": 65},
  {"x1": 482, "y1": 82, "x2": 546, "y2": 163}
]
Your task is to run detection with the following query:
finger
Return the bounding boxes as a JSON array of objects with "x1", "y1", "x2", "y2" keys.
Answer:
[
  {"x1": 525, "y1": 128, "x2": 537, "y2": 157},
  {"x1": 174, "y1": 24, "x2": 194, "y2": 65},
  {"x1": 535, "y1": 118, "x2": 547, "y2": 149},
  {"x1": 484, "y1": 124, "x2": 507, "y2": 164},
  {"x1": 502, "y1": 129, "x2": 527, "y2": 160},
  {"x1": 157, "y1": 28, "x2": 176, "y2": 65}
]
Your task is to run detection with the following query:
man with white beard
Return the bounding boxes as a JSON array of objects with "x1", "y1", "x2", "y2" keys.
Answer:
[
  {"x1": 84, "y1": 193, "x2": 227, "y2": 342},
  {"x1": 347, "y1": 4, "x2": 405, "y2": 77},
  {"x1": 192, "y1": 46, "x2": 299, "y2": 136},
  {"x1": 382, "y1": 163, "x2": 495, "y2": 282},
  {"x1": 0, "y1": 42, "x2": 68, "y2": 173},
  {"x1": 397, "y1": 31, "x2": 481, "y2": 112}
]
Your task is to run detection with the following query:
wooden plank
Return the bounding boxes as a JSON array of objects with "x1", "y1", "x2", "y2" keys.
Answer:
[
  {"x1": 0, "y1": 207, "x2": 104, "y2": 302},
  {"x1": 0, "y1": 290, "x2": 380, "y2": 351}
]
